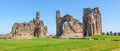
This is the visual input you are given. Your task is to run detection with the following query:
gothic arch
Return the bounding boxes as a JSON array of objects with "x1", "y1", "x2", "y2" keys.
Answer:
[
  {"x1": 56, "y1": 14, "x2": 73, "y2": 36},
  {"x1": 56, "y1": 10, "x2": 83, "y2": 38}
]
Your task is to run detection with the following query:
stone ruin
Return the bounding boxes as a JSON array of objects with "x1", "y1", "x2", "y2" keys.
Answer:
[
  {"x1": 9, "y1": 7, "x2": 102, "y2": 39},
  {"x1": 56, "y1": 7, "x2": 102, "y2": 38},
  {"x1": 10, "y1": 12, "x2": 48, "y2": 39},
  {"x1": 83, "y1": 7, "x2": 102, "y2": 36},
  {"x1": 56, "y1": 10, "x2": 83, "y2": 38}
]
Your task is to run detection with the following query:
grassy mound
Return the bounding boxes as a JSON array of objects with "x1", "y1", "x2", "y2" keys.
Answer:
[
  {"x1": 0, "y1": 38, "x2": 120, "y2": 51},
  {"x1": 91, "y1": 35, "x2": 120, "y2": 41}
]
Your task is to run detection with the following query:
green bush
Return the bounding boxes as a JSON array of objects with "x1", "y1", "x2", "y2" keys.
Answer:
[{"x1": 1, "y1": 35, "x2": 12, "y2": 39}]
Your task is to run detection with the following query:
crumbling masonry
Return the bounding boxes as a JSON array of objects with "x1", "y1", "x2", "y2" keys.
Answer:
[
  {"x1": 10, "y1": 12, "x2": 48, "y2": 39},
  {"x1": 56, "y1": 10, "x2": 83, "y2": 38},
  {"x1": 83, "y1": 7, "x2": 102, "y2": 36},
  {"x1": 10, "y1": 7, "x2": 102, "y2": 39},
  {"x1": 56, "y1": 7, "x2": 102, "y2": 38}
]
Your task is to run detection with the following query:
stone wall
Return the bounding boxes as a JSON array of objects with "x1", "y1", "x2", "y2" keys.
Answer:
[
  {"x1": 56, "y1": 10, "x2": 83, "y2": 38},
  {"x1": 83, "y1": 7, "x2": 102, "y2": 36},
  {"x1": 10, "y1": 12, "x2": 48, "y2": 39},
  {"x1": 56, "y1": 7, "x2": 102, "y2": 38},
  {"x1": 9, "y1": 7, "x2": 102, "y2": 39}
]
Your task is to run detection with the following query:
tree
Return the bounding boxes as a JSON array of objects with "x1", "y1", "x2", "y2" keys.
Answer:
[
  {"x1": 110, "y1": 31, "x2": 113, "y2": 36},
  {"x1": 102, "y1": 32, "x2": 105, "y2": 35},
  {"x1": 106, "y1": 32, "x2": 109, "y2": 35},
  {"x1": 113, "y1": 32, "x2": 117, "y2": 36}
]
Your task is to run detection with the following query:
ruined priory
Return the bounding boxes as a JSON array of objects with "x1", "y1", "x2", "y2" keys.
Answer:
[{"x1": 9, "y1": 7, "x2": 102, "y2": 39}]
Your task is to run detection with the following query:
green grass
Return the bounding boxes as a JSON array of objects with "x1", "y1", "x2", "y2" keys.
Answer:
[
  {"x1": 0, "y1": 38, "x2": 120, "y2": 51},
  {"x1": 91, "y1": 35, "x2": 120, "y2": 40}
]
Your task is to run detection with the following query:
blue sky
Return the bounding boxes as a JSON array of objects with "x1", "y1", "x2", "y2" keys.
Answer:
[{"x1": 0, "y1": 0, "x2": 120, "y2": 34}]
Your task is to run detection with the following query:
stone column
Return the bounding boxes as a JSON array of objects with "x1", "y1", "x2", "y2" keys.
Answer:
[
  {"x1": 56, "y1": 10, "x2": 61, "y2": 36},
  {"x1": 36, "y1": 12, "x2": 40, "y2": 24}
]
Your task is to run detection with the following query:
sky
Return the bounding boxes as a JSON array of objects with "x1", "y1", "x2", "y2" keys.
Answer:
[{"x1": 0, "y1": 0, "x2": 120, "y2": 34}]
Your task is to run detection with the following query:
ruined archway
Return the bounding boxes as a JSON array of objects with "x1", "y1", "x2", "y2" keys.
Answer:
[
  {"x1": 56, "y1": 10, "x2": 83, "y2": 38},
  {"x1": 34, "y1": 26, "x2": 40, "y2": 37},
  {"x1": 56, "y1": 14, "x2": 73, "y2": 36}
]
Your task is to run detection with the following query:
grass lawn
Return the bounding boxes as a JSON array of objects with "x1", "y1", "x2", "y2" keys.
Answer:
[{"x1": 0, "y1": 38, "x2": 120, "y2": 51}]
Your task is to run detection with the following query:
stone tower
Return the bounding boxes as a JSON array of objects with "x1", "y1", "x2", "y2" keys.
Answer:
[
  {"x1": 56, "y1": 10, "x2": 62, "y2": 36},
  {"x1": 83, "y1": 7, "x2": 102, "y2": 36},
  {"x1": 36, "y1": 12, "x2": 40, "y2": 24}
]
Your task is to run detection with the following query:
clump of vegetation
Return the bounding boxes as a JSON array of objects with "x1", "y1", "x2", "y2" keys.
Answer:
[{"x1": 1, "y1": 35, "x2": 12, "y2": 39}]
